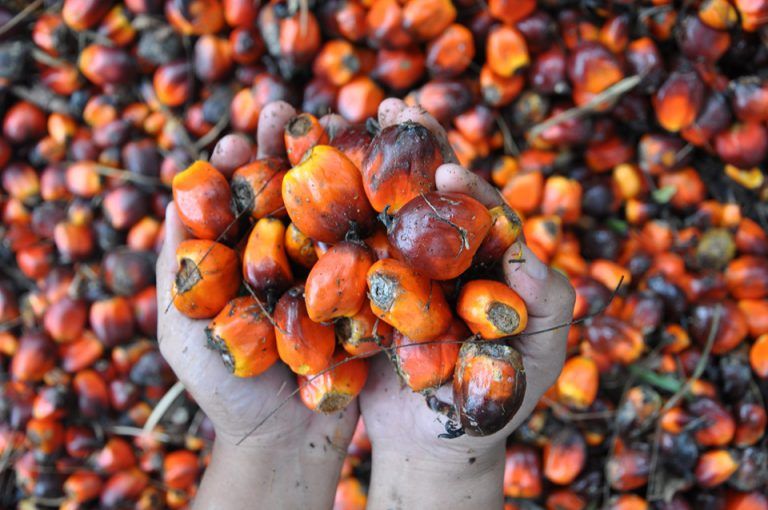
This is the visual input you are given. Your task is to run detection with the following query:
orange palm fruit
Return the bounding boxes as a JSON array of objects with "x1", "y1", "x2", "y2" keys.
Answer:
[
  {"x1": 284, "y1": 223, "x2": 318, "y2": 269},
  {"x1": 27, "y1": 417, "x2": 64, "y2": 456},
  {"x1": 206, "y1": 297, "x2": 278, "y2": 378},
  {"x1": 606, "y1": 442, "x2": 650, "y2": 491},
  {"x1": 172, "y1": 161, "x2": 237, "y2": 241},
  {"x1": 384, "y1": 192, "x2": 492, "y2": 280},
  {"x1": 274, "y1": 286, "x2": 335, "y2": 375},
  {"x1": 453, "y1": 341, "x2": 526, "y2": 436},
  {"x1": 361, "y1": 122, "x2": 444, "y2": 212},
  {"x1": 284, "y1": 113, "x2": 330, "y2": 166},
  {"x1": 242, "y1": 218, "x2": 293, "y2": 297},
  {"x1": 367, "y1": 258, "x2": 452, "y2": 341},
  {"x1": 100, "y1": 469, "x2": 149, "y2": 509},
  {"x1": 426, "y1": 24, "x2": 475, "y2": 77},
  {"x1": 487, "y1": 25, "x2": 529, "y2": 77},
  {"x1": 298, "y1": 351, "x2": 369, "y2": 413},
  {"x1": 163, "y1": 450, "x2": 200, "y2": 491},
  {"x1": 336, "y1": 302, "x2": 394, "y2": 358},
  {"x1": 334, "y1": 476, "x2": 367, "y2": 510},
  {"x1": 337, "y1": 77, "x2": 385, "y2": 123},
  {"x1": 503, "y1": 445, "x2": 543, "y2": 499},
  {"x1": 330, "y1": 124, "x2": 373, "y2": 170},
  {"x1": 392, "y1": 318, "x2": 465, "y2": 392},
  {"x1": 364, "y1": 227, "x2": 397, "y2": 261},
  {"x1": 305, "y1": 242, "x2": 375, "y2": 323},
  {"x1": 64, "y1": 470, "x2": 103, "y2": 503},
  {"x1": 726, "y1": 256, "x2": 768, "y2": 299},
  {"x1": 457, "y1": 280, "x2": 528, "y2": 339},
  {"x1": 230, "y1": 158, "x2": 288, "y2": 219},
  {"x1": 475, "y1": 205, "x2": 523, "y2": 266},
  {"x1": 165, "y1": 0, "x2": 224, "y2": 35},
  {"x1": 172, "y1": 240, "x2": 241, "y2": 319},
  {"x1": 695, "y1": 449, "x2": 738, "y2": 487},
  {"x1": 402, "y1": 0, "x2": 456, "y2": 40},
  {"x1": 543, "y1": 427, "x2": 587, "y2": 485},
  {"x1": 282, "y1": 145, "x2": 375, "y2": 243},
  {"x1": 556, "y1": 356, "x2": 598, "y2": 410}
]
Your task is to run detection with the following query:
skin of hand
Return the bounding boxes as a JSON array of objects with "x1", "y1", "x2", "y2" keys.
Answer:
[
  {"x1": 360, "y1": 99, "x2": 577, "y2": 510},
  {"x1": 156, "y1": 102, "x2": 358, "y2": 510}
]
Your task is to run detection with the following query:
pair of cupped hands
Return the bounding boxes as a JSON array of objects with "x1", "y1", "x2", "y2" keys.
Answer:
[{"x1": 156, "y1": 98, "x2": 575, "y2": 509}]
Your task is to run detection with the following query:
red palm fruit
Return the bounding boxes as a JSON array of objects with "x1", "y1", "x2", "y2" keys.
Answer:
[
  {"x1": 284, "y1": 114, "x2": 329, "y2": 166},
  {"x1": 735, "y1": 218, "x2": 768, "y2": 256},
  {"x1": 94, "y1": 437, "x2": 136, "y2": 474},
  {"x1": 230, "y1": 27, "x2": 265, "y2": 64},
  {"x1": 223, "y1": 0, "x2": 258, "y2": 27},
  {"x1": 53, "y1": 221, "x2": 94, "y2": 262},
  {"x1": 3, "y1": 102, "x2": 46, "y2": 144},
  {"x1": 364, "y1": 228, "x2": 396, "y2": 261},
  {"x1": 90, "y1": 297, "x2": 135, "y2": 347},
  {"x1": 679, "y1": 15, "x2": 731, "y2": 62},
  {"x1": 275, "y1": 286, "x2": 335, "y2": 375},
  {"x1": 102, "y1": 248, "x2": 155, "y2": 297},
  {"x1": 606, "y1": 442, "x2": 650, "y2": 491},
  {"x1": 230, "y1": 88, "x2": 260, "y2": 132},
  {"x1": 11, "y1": 332, "x2": 56, "y2": 383},
  {"x1": 2, "y1": 163, "x2": 40, "y2": 202},
  {"x1": 284, "y1": 223, "x2": 318, "y2": 269},
  {"x1": 99, "y1": 5, "x2": 135, "y2": 46},
  {"x1": 173, "y1": 161, "x2": 237, "y2": 241},
  {"x1": 337, "y1": 77, "x2": 385, "y2": 123},
  {"x1": 64, "y1": 471, "x2": 103, "y2": 503},
  {"x1": 695, "y1": 449, "x2": 738, "y2": 487},
  {"x1": 100, "y1": 468, "x2": 149, "y2": 508},
  {"x1": 474, "y1": 205, "x2": 523, "y2": 266},
  {"x1": 690, "y1": 301, "x2": 748, "y2": 355},
  {"x1": 277, "y1": 10, "x2": 321, "y2": 66},
  {"x1": 689, "y1": 398, "x2": 735, "y2": 447},
  {"x1": 165, "y1": 0, "x2": 224, "y2": 35},
  {"x1": 78, "y1": 44, "x2": 135, "y2": 86},
  {"x1": 731, "y1": 77, "x2": 768, "y2": 123},
  {"x1": 738, "y1": 299, "x2": 768, "y2": 337},
  {"x1": 305, "y1": 242, "x2": 375, "y2": 323},
  {"x1": 282, "y1": 145, "x2": 375, "y2": 243},
  {"x1": 585, "y1": 316, "x2": 643, "y2": 365},
  {"x1": 751, "y1": 333, "x2": 768, "y2": 378},
  {"x1": 313, "y1": 40, "x2": 360, "y2": 87},
  {"x1": 487, "y1": 25, "x2": 529, "y2": 78},
  {"x1": 454, "y1": 341, "x2": 526, "y2": 436},
  {"x1": 715, "y1": 122, "x2": 768, "y2": 168},
  {"x1": 699, "y1": 0, "x2": 738, "y2": 29},
  {"x1": 361, "y1": 122, "x2": 443, "y2": 213},
  {"x1": 567, "y1": 42, "x2": 623, "y2": 105},
  {"x1": 734, "y1": 0, "x2": 768, "y2": 31},
  {"x1": 330, "y1": 124, "x2": 373, "y2": 170},
  {"x1": 734, "y1": 400, "x2": 767, "y2": 447},
  {"x1": 299, "y1": 351, "x2": 368, "y2": 413},
  {"x1": 127, "y1": 217, "x2": 162, "y2": 252},
  {"x1": 65, "y1": 425, "x2": 99, "y2": 459},
  {"x1": 194, "y1": 35, "x2": 233, "y2": 82},
  {"x1": 392, "y1": 318, "x2": 464, "y2": 392},
  {"x1": 59, "y1": 332, "x2": 103, "y2": 373},
  {"x1": 726, "y1": 492, "x2": 768, "y2": 510},
  {"x1": 545, "y1": 490, "x2": 586, "y2": 510},
  {"x1": 426, "y1": 24, "x2": 474, "y2": 78},
  {"x1": 73, "y1": 369, "x2": 109, "y2": 418},
  {"x1": 385, "y1": 192, "x2": 492, "y2": 280},
  {"x1": 726, "y1": 256, "x2": 768, "y2": 299},
  {"x1": 408, "y1": 78, "x2": 477, "y2": 125},
  {"x1": 658, "y1": 168, "x2": 707, "y2": 210},
  {"x1": 154, "y1": 61, "x2": 192, "y2": 108},
  {"x1": 543, "y1": 427, "x2": 587, "y2": 485},
  {"x1": 502, "y1": 170, "x2": 544, "y2": 214},
  {"x1": 132, "y1": 287, "x2": 157, "y2": 337},
  {"x1": 488, "y1": 0, "x2": 535, "y2": 24},
  {"x1": 27, "y1": 417, "x2": 64, "y2": 456},
  {"x1": 608, "y1": 495, "x2": 648, "y2": 510},
  {"x1": 334, "y1": 476, "x2": 367, "y2": 510},
  {"x1": 230, "y1": 158, "x2": 288, "y2": 219},
  {"x1": 653, "y1": 69, "x2": 706, "y2": 132},
  {"x1": 242, "y1": 217, "x2": 293, "y2": 297},
  {"x1": 44, "y1": 297, "x2": 87, "y2": 343},
  {"x1": 336, "y1": 302, "x2": 394, "y2": 358},
  {"x1": 102, "y1": 186, "x2": 149, "y2": 230},
  {"x1": 172, "y1": 240, "x2": 241, "y2": 319},
  {"x1": 367, "y1": 258, "x2": 452, "y2": 341},
  {"x1": 366, "y1": 0, "x2": 413, "y2": 49},
  {"x1": 402, "y1": 0, "x2": 455, "y2": 40},
  {"x1": 457, "y1": 280, "x2": 528, "y2": 339},
  {"x1": 503, "y1": 445, "x2": 542, "y2": 499},
  {"x1": 66, "y1": 162, "x2": 102, "y2": 198},
  {"x1": 163, "y1": 450, "x2": 199, "y2": 490},
  {"x1": 205, "y1": 296, "x2": 278, "y2": 377},
  {"x1": 62, "y1": 0, "x2": 112, "y2": 30},
  {"x1": 0, "y1": 284, "x2": 19, "y2": 324},
  {"x1": 556, "y1": 356, "x2": 598, "y2": 410},
  {"x1": 375, "y1": 48, "x2": 427, "y2": 91},
  {"x1": 541, "y1": 176, "x2": 582, "y2": 224}
]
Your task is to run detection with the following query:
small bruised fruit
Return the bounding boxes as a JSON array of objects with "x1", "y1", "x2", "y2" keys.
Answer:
[
  {"x1": 284, "y1": 223, "x2": 318, "y2": 269},
  {"x1": 230, "y1": 158, "x2": 288, "y2": 219},
  {"x1": 305, "y1": 242, "x2": 375, "y2": 322},
  {"x1": 385, "y1": 192, "x2": 492, "y2": 280},
  {"x1": 336, "y1": 303, "x2": 394, "y2": 358},
  {"x1": 206, "y1": 297, "x2": 278, "y2": 377},
  {"x1": 453, "y1": 341, "x2": 526, "y2": 436},
  {"x1": 474, "y1": 205, "x2": 523, "y2": 266},
  {"x1": 367, "y1": 258, "x2": 452, "y2": 341},
  {"x1": 457, "y1": 280, "x2": 528, "y2": 339},
  {"x1": 172, "y1": 240, "x2": 241, "y2": 319},
  {"x1": 361, "y1": 122, "x2": 443, "y2": 212},
  {"x1": 393, "y1": 318, "x2": 465, "y2": 392},
  {"x1": 242, "y1": 218, "x2": 293, "y2": 297},
  {"x1": 275, "y1": 286, "x2": 335, "y2": 375},
  {"x1": 284, "y1": 114, "x2": 329, "y2": 166},
  {"x1": 282, "y1": 145, "x2": 375, "y2": 243},
  {"x1": 173, "y1": 161, "x2": 237, "y2": 240},
  {"x1": 298, "y1": 352, "x2": 368, "y2": 413}
]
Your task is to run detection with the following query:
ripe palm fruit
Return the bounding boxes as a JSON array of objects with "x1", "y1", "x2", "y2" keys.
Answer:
[
  {"x1": 298, "y1": 352, "x2": 369, "y2": 413},
  {"x1": 230, "y1": 158, "x2": 288, "y2": 219},
  {"x1": 172, "y1": 240, "x2": 241, "y2": 319},
  {"x1": 361, "y1": 122, "x2": 444, "y2": 212},
  {"x1": 336, "y1": 302, "x2": 394, "y2": 358},
  {"x1": 242, "y1": 217, "x2": 293, "y2": 297},
  {"x1": 284, "y1": 113, "x2": 329, "y2": 166},
  {"x1": 384, "y1": 192, "x2": 492, "y2": 280},
  {"x1": 173, "y1": 161, "x2": 237, "y2": 241},
  {"x1": 457, "y1": 280, "x2": 529, "y2": 339},
  {"x1": 274, "y1": 286, "x2": 335, "y2": 375},
  {"x1": 284, "y1": 223, "x2": 318, "y2": 269},
  {"x1": 367, "y1": 258, "x2": 452, "y2": 341},
  {"x1": 474, "y1": 204, "x2": 522, "y2": 267},
  {"x1": 392, "y1": 318, "x2": 465, "y2": 392},
  {"x1": 304, "y1": 242, "x2": 375, "y2": 323},
  {"x1": 206, "y1": 297, "x2": 278, "y2": 378},
  {"x1": 453, "y1": 341, "x2": 526, "y2": 436},
  {"x1": 282, "y1": 145, "x2": 375, "y2": 243}
]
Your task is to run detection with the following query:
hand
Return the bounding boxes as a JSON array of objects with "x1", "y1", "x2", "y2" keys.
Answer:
[
  {"x1": 156, "y1": 101, "x2": 358, "y2": 510},
  {"x1": 359, "y1": 99, "x2": 577, "y2": 509}
]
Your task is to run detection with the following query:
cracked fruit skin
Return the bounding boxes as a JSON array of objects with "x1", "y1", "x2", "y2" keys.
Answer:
[
  {"x1": 453, "y1": 341, "x2": 526, "y2": 436},
  {"x1": 386, "y1": 191, "x2": 492, "y2": 280},
  {"x1": 367, "y1": 258, "x2": 452, "y2": 342},
  {"x1": 457, "y1": 280, "x2": 528, "y2": 339},
  {"x1": 298, "y1": 352, "x2": 368, "y2": 414},
  {"x1": 361, "y1": 122, "x2": 443, "y2": 213},
  {"x1": 172, "y1": 240, "x2": 241, "y2": 319},
  {"x1": 393, "y1": 318, "x2": 466, "y2": 392},
  {"x1": 274, "y1": 286, "x2": 335, "y2": 375},
  {"x1": 281, "y1": 145, "x2": 375, "y2": 243},
  {"x1": 205, "y1": 297, "x2": 278, "y2": 378},
  {"x1": 172, "y1": 161, "x2": 237, "y2": 241}
]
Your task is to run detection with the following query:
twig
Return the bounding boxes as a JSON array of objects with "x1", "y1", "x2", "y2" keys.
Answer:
[
  {"x1": 542, "y1": 396, "x2": 616, "y2": 422},
  {"x1": 0, "y1": 0, "x2": 44, "y2": 37},
  {"x1": 528, "y1": 75, "x2": 642, "y2": 140},
  {"x1": 194, "y1": 112, "x2": 231, "y2": 152},
  {"x1": 9, "y1": 85, "x2": 74, "y2": 115},
  {"x1": 108, "y1": 425, "x2": 173, "y2": 444},
  {"x1": 31, "y1": 48, "x2": 70, "y2": 69},
  {"x1": 90, "y1": 164, "x2": 169, "y2": 188},
  {"x1": 141, "y1": 381, "x2": 185, "y2": 436},
  {"x1": 494, "y1": 113, "x2": 520, "y2": 156}
]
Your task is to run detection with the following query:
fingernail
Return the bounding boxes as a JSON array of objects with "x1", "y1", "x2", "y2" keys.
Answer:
[
  {"x1": 507, "y1": 240, "x2": 523, "y2": 261},
  {"x1": 521, "y1": 243, "x2": 548, "y2": 280}
]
